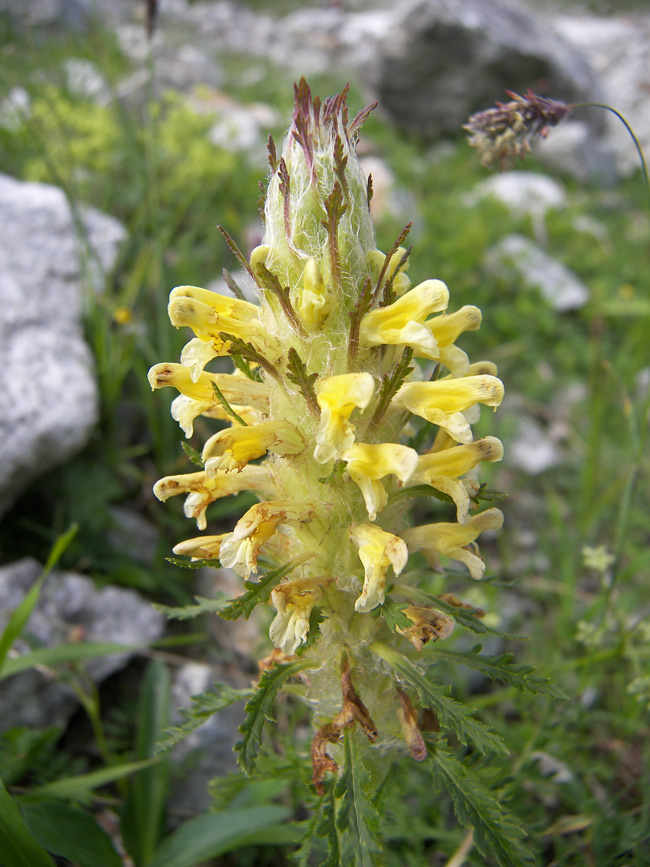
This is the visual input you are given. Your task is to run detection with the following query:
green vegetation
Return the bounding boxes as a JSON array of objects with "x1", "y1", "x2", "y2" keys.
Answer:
[{"x1": 0, "y1": 13, "x2": 648, "y2": 867}]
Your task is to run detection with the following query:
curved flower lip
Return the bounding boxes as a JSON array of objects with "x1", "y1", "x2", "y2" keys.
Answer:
[
  {"x1": 219, "y1": 501, "x2": 315, "y2": 578},
  {"x1": 402, "y1": 507, "x2": 504, "y2": 580},
  {"x1": 314, "y1": 372, "x2": 375, "y2": 464},
  {"x1": 409, "y1": 436, "x2": 504, "y2": 523},
  {"x1": 359, "y1": 279, "x2": 449, "y2": 358},
  {"x1": 342, "y1": 442, "x2": 419, "y2": 521},
  {"x1": 269, "y1": 576, "x2": 324, "y2": 655},
  {"x1": 350, "y1": 524, "x2": 408, "y2": 613},
  {"x1": 202, "y1": 420, "x2": 304, "y2": 474},
  {"x1": 169, "y1": 285, "x2": 259, "y2": 321},
  {"x1": 153, "y1": 465, "x2": 271, "y2": 531},
  {"x1": 393, "y1": 375, "x2": 504, "y2": 443}
]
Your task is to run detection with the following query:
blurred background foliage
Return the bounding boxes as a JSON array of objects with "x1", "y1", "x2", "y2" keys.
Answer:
[{"x1": 0, "y1": 0, "x2": 648, "y2": 865}]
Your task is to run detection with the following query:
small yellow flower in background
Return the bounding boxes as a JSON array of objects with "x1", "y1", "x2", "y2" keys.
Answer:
[{"x1": 150, "y1": 79, "x2": 506, "y2": 781}]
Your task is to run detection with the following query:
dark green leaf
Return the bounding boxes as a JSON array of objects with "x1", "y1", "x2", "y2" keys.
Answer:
[
  {"x1": 22, "y1": 801, "x2": 122, "y2": 867},
  {"x1": 371, "y1": 596, "x2": 412, "y2": 633},
  {"x1": 236, "y1": 661, "x2": 310, "y2": 774},
  {"x1": 0, "y1": 524, "x2": 77, "y2": 674},
  {"x1": 147, "y1": 806, "x2": 291, "y2": 867},
  {"x1": 0, "y1": 780, "x2": 56, "y2": 867},
  {"x1": 122, "y1": 660, "x2": 171, "y2": 864},
  {"x1": 157, "y1": 683, "x2": 254, "y2": 753},
  {"x1": 335, "y1": 729, "x2": 382, "y2": 867},
  {"x1": 425, "y1": 646, "x2": 567, "y2": 699},
  {"x1": 429, "y1": 741, "x2": 534, "y2": 867},
  {"x1": 370, "y1": 643, "x2": 507, "y2": 756},
  {"x1": 23, "y1": 758, "x2": 158, "y2": 801},
  {"x1": 220, "y1": 560, "x2": 301, "y2": 621},
  {"x1": 180, "y1": 441, "x2": 204, "y2": 466}
]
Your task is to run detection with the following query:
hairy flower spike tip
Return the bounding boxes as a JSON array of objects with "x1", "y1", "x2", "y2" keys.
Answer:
[{"x1": 151, "y1": 79, "x2": 506, "y2": 780}]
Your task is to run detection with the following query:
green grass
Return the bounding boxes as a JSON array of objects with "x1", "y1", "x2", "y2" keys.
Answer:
[{"x1": 0, "y1": 16, "x2": 648, "y2": 867}]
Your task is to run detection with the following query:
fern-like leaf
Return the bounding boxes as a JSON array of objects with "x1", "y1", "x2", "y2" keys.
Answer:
[
  {"x1": 154, "y1": 594, "x2": 230, "y2": 618},
  {"x1": 335, "y1": 729, "x2": 382, "y2": 867},
  {"x1": 370, "y1": 643, "x2": 507, "y2": 756},
  {"x1": 219, "y1": 560, "x2": 301, "y2": 621},
  {"x1": 157, "y1": 684, "x2": 254, "y2": 752},
  {"x1": 181, "y1": 441, "x2": 204, "y2": 466},
  {"x1": 371, "y1": 596, "x2": 412, "y2": 633},
  {"x1": 428, "y1": 741, "x2": 534, "y2": 867},
  {"x1": 425, "y1": 645, "x2": 567, "y2": 699},
  {"x1": 236, "y1": 661, "x2": 310, "y2": 774}
]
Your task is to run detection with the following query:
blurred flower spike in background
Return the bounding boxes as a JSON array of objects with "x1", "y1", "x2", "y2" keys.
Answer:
[{"x1": 150, "y1": 78, "x2": 505, "y2": 790}]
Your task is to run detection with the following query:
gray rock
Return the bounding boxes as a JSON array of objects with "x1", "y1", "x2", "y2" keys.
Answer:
[
  {"x1": 371, "y1": 0, "x2": 601, "y2": 140},
  {"x1": 485, "y1": 234, "x2": 590, "y2": 312},
  {"x1": 533, "y1": 120, "x2": 617, "y2": 185},
  {"x1": 466, "y1": 171, "x2": 566, "y2": 219},
  {"x1": 63, "y1": 57, "x2": 110, "y2": 103},
  {"x1": 0, "y1": 173, "x2": 127, "y2": 518},
  {"x1": 554, "y1": 13, "x2": 650, "y2": 178},
  {"x1": 0, "y1": 558, "x2": 165, "y2": 731},
  {"x1": 0, "y1": 0, "x2": 94, "y2": 30},
  {"x1": 508, "y1": 415, "x2": 562, "y2": 475}
]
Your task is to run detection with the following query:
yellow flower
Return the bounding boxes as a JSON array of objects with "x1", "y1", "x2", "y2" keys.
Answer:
[
  {"x1": 172, "y1": 534, "x2": 228, "y2": 559},
  {"x1": 359, "y1": 280, "x2": 449, "y2": 358},
  {"x1": 296, "y1": 258, "x2": 337, "y2": 329},
  {"x1": 219, "y1": 501, "x2": 315, "y2": 578},
  {"x1": 350, "y1": 524, "x2": 408, "y2": 613},
  {"x1": 269, "y1": 577, "x2": 323, "y2": 654},
  {"x1": 402, "y1": 508, "x2": 504, "y2": 579},
  {"x1": 151, "y1": 80, "x2": 507, "y2": 770},
  {"x1": 393, "y1": 375, "x2": 504, "y2": 443},
  {"x1": 202, "y1": 420, "x2": 304, "y2": 474},
  {"x1": 341, "y1": 442, "x2": 418, "y2": 520},
  {"x1": 314, "y1": 373, "x2": 375, "y2": 463},
  {"x1": 148, "y1": 362, "x2": 268, "y2": 436},
  {"x1": 153, "y1": 465, "x2": 271, "y2": 531},
  {"x1": 409, "y1": 436, "x2": 504, "y2": 522}
]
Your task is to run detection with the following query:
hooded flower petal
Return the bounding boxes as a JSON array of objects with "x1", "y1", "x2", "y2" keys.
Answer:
[
  {"x1": 172, "y1": 534, "x2": 229, "y2": 560},
  {"x1": 368, "y1": 247, "x2": 412, "y2": 297},
  {"x1": 409, "y1": 436, "x2": 504, "y2": 522},
  {"x1": 153, "y1": 465, "x2": 271, "y2": 531},
  {"x1": 314, "y1": 372, "x2": 375, "y2": 463},
  {"x1": 148, "y1": 362, "x2": 269, "y2": 437},
  {"x1": 295, "y1": 258, "x2": 336, "y2": 329},
  {"x1": 342, "y1": 442, "x2": 419, "y2": 520},
  {"x1": 393, "y1": 375, "x2": 504, "y2": 443},
  {"x1": 219, "y1": 501, "x2": 315, "y2": 578},
  {"x1": 202, "y1": 419, "x2": 304, "y2": 473},
  {"x1": 359, "y1": 279, "x2": 449, "y2": 358},
  {"x1": 350, "y1": 524, "x2": 408, "y2": 613},
  {"x1": 402, "y1": 508, "x2": 504, "y2": 580}
]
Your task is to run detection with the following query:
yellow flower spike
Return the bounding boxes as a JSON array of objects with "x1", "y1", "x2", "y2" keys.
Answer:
[
  {"x1": 402, "y1": 508, "x2": 504, "y2": 580},
  {"x1": 359, "y1": 280, "x2": 450, "y2": 358},
  {"x1": 147, "y1": 362, "x2": 269, "y2": 437},
  {"x1": 269, "y1": 577, "x2": 323, "y2": 655},
  {"x1": 219, "y1": 501, "x2": 315, "y2": 578},
  {"x1": 409, "y1": 436, "x2": 504, "y2": 523},
  {"x1": 153, "y1": 465, "x2": 272, "y2": 531},
  {"x1": 172, "y1": 534, "x2": 229, "y2": 560},
  {"x1": 314, "y1": 372, "x2": 375, "y2": 464},
  {"x1": 396, "y1": 606, "x2": 455, "y2": 651},
  {"x1": 350, "y1": 524, "x2": 409, "y2": 613},
  {"x1": 393, "y1": 375, "x2": 504, "y2": 443},
  {"x1": 202, "y1": 420, "x2": 304, "y2": 474},
  {"x1": 341, "y1": 442, "x2": 419, "y2": 521},
  {"x1": 296, "y1": 258, "x2": 336, "y2": 329}
]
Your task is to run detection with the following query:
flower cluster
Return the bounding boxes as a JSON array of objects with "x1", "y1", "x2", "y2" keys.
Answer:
[
  {"x1": 464, "y1": 89, "x2": 572, "y2": 169},
  {"x1": 150, "y1": 80, "x2": 504, "y2": 784}
]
